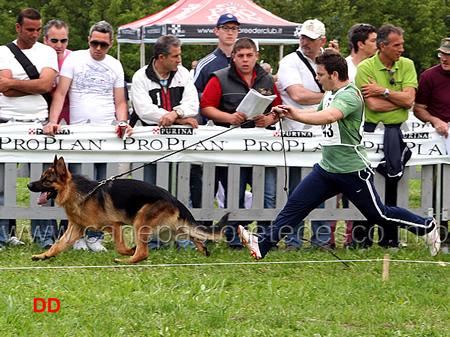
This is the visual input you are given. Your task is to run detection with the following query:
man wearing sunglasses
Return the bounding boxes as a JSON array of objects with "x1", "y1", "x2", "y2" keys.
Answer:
[
  {"x1": 43, "y1": 21, "x2": 132, "y2": 252},
  {"x1": 44, "y1": 20, "x2": 131, "y2": 137},
  {"x1": 354, "y1": 24, "x2": 417, "y2": 250},
  {"x1": 43, "y1": 19, "x2": 72, "y2": 124}
]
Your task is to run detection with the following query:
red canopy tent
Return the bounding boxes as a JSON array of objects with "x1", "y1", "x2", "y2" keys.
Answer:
[{"x1": 117, "y1": 0, "x2": 301, "y2": 65}]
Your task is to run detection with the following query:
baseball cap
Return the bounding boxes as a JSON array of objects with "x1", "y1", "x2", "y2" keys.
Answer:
[
  {"x1": 216, "y1": 13, "x2": 240, "y2": 26},
  {"x1": 300, "y1": 19, "x2": 326, "y2": 39},
  {"x1": 437, "y1": 38, "x2": 450, "y2": 54}
]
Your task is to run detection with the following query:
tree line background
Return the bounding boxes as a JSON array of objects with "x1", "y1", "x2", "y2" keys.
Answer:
[{"x1": 0, "y1": 0, "x2": 448, "y2": 82}]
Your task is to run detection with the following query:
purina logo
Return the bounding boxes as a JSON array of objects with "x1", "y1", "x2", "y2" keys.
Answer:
[
  {"x1": 403, "y1": 132, "x2": 429, "y2": 139},
  {"x1": 160, "y1": 127, "x2": 193, "y2": 135},
  {"x1": 169, "y1": 24, "x2": 184, "y2": 36},
  {"x1": 274, "y1": 130, "x2": 314, "y2": 138},
  {"x1": 29, "y1": 128, "x2": 71, "y2": 135}
]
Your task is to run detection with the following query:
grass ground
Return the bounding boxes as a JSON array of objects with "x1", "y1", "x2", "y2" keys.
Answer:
[
  {"x1": 1, "y1": 235, "x2": 449, "y2": 336},
  {"x1": 1, "y1": 178, "x2": 448, "y2": 336}
]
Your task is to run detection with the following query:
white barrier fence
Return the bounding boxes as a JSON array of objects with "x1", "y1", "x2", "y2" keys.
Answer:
[{"x1": 0, "y1": 122, "x2": 449, "y2": 224}]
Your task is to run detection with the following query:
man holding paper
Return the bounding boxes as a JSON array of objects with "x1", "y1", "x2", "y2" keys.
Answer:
[
  {"x1": 200, "y1": 37, "x2": 281, "y2": 249},
  {"x1": 201, "y1": 37, "x2": 280, "y2": 128}
]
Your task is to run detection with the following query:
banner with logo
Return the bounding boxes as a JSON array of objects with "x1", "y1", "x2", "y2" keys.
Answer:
[{"x1": 0, "y1": 122, "x2": 448, "y2": 166}]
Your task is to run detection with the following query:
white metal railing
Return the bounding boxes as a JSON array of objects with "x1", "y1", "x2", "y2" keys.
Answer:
[{"x1": 1, "y1": 161, "x2": 447, "y2": 225}]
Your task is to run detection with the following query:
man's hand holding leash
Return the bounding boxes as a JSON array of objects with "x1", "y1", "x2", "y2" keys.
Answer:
[{"x1": 272, "y1": 105, "x2": 292, "y2": 119}]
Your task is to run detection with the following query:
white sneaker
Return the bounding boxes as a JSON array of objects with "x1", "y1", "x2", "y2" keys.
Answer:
[
  {"x1": 72, "y1": 237, "x2": 88, "y2": 250},
  {"x1": 7, "y1": 236, "x2": 25, "y2": 246},
  {"x1": 86, "y1": 237, "x2": 107, "y2": 252},
  {"x1": 424, "y1": 219, "x2": 441, "y2": 257},
  {"x1": 238, "y1": 225, "x2": 262, "y2": 260}
]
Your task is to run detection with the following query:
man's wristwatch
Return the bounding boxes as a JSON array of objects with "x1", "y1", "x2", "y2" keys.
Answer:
[
  {"x1": 383, "y1": 88, "x2": 390, "y2": 98},
  {"x1": 174, "y1": 110, "x2": 183, "y2": 118}
]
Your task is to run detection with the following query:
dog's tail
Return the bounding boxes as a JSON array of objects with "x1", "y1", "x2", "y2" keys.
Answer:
[{"x1": 188, "y1": 212, "x2": 230, "y2": 241}]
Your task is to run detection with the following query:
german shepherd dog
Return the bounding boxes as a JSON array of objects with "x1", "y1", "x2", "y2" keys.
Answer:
[{"x1": 27, "y1": 156, "x2": 229, "y2": 263}]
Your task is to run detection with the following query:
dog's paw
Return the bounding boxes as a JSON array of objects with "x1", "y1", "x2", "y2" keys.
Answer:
[{"x1": 31, "y1": 254, "x2": 46, "y2": 261}]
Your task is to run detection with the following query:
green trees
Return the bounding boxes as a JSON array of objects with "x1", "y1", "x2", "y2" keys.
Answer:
[{"x1": 1, "y1": 0, "x2": 448, "y2": 80}]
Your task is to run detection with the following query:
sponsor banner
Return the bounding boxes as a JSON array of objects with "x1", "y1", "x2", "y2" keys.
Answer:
[
  {"x1": 117, "y1": 26, "x2": 141, "y2": 43},
  {"x1": 0, "y1": 122, "x2": 448, "y2": 166},
  {"x1": 142, "y1": 25, "x2": 167, "y2": 40},
  {"x1": 142, "y1": 24, "x2": 300, "y2": 41}
]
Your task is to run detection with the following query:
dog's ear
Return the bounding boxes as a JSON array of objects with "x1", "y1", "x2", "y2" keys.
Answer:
[
  {"x1": 55, "y1": 157, "x2": 68, "y2": 178},
  {"x1": 53, "y1": 155, "x2": 59, "y2": 168}
]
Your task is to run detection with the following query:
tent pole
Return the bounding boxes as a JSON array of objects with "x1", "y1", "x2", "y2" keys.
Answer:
[
  {"x1": 279, "y1": 45, "x2": 284, "y2": 63},
  {"x1": 117, "y1": 43, "x2": 120, "y2": 61},
  {"x1": 140, "y1": 43, "x2": 145, "y2": 68}
]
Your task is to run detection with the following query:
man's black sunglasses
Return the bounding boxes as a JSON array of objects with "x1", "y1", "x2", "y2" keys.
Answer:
[
  {"x1": 89, "y1": 40, "x2": 110, "y2": 49},
  {"x1": 49, "y1": 38, "x2": 68, "y2": 44},
  {"x1": 387, "y1": 69, "x2": 395, "y2": 85}
]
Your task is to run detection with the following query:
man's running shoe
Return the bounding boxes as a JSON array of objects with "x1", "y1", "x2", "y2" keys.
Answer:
[
  {"x1": 424, "y1": 219, "x2": 441, "y2": 257},
  {"x1": 238, "y1": 225, "x2": 262, "y2": 260}
]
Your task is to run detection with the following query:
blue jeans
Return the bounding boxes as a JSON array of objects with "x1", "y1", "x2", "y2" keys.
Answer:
[
  {"x1": 219, "y1": 167, "x2": 277, "y2": 246},
  {"x1": 0, "y1": 219, "x2": 9, "y2": 247},
  {"x1": 0, "y1": 162, "x2": 55, "y2": 248},
  {"x1": 257, "y1": 164, "x2": 434, "y2": 258},
  {"x1": 284, "y1": 215, "x2": 331, "y2": 248},
  {"x1": 31, "y1": 219, "x2": 56, "y2": 248}
]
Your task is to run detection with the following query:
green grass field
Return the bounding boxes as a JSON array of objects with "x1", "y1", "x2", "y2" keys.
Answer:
[
  {"x1": 0, "y1": 178, "x2": 449, "y2": 336},
  {"x1": 1, "y1": 235, "x2": 449, "y2": 336}
]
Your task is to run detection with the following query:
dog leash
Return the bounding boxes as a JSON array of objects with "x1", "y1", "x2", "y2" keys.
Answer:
[
  {"x1": 86, "y1": 112, "x2": 350, "y2": 268},
  {"x1": 84, "y1": 118, "x2": 262, "y2": 198}
]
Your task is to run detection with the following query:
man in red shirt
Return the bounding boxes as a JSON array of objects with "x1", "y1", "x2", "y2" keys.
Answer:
[
  {"x1": 414, "y1": 38, "x2": 450, "y2": 137},
  {"x1": 414, "y1": 37, "x2": 450, "y2": 249},
  {"x1": 200, "y1": 37, "x2": 281, "y2": 249}
]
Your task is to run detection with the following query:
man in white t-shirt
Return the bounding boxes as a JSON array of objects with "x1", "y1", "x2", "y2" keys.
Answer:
[
  {"x1": 276, "y1": 19, "x2": 327, "y2": 132},
  {"x1": 45, "y1": 20, "x2": 131, "y2": 132},
  {"x1": 345, "y1": 23, "x2": 377, "y2": 83},
  {"x1": 0, "y1": 8, "x2": 58, "y2": 121},
  {"x1": 0, "y1": 8, "x2": 58, "y2": 250},
  {"x1": 44, "y1": 20, "x2": 132, "y2": 252},
  {"x1": 276, "y1": 19, "x2": 331, "y2": 250}
]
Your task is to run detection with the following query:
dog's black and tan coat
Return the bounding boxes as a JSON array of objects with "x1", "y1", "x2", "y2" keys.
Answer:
[{"x1": 27, "y1": 156, "x2": 229, "y2": 263}]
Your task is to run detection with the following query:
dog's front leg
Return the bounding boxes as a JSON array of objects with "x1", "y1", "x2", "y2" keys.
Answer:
[
  {"x1": 104, "y1": 222, "x2": 135, "y2": 256},
  {"x1": 31, "y1": 222, "x2": 83, "y2": 261}
]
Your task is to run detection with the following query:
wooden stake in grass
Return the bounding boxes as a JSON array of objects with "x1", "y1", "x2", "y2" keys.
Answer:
[{"x1": 382, "y1": 254, "x2": 390, "y2": 281}]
